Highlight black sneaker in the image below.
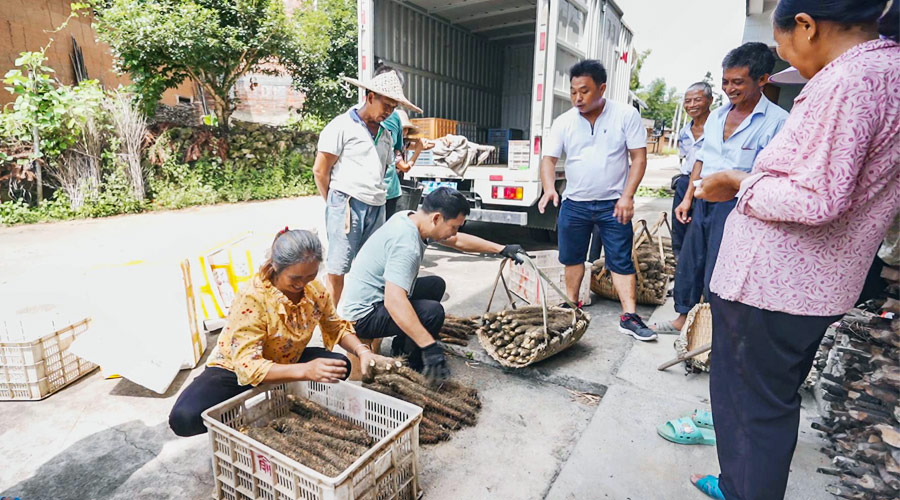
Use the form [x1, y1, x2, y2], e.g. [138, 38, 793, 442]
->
[619, 313, 658, 341]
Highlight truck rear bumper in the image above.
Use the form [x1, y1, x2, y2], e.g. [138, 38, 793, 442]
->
[468, 208, 528, 226]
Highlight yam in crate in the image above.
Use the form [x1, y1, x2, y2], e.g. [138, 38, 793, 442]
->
[202, 380, 423, 500]
[591, 219, 669, 305]
[506, 250, 591, 306]
[409, 118, 457, 140]
[507, 140, 531, 170]
[479, 254, 591, 368]
[1, 316, 97, 400]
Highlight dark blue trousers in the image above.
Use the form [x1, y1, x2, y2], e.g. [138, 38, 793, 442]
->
[168, 347, 350, 437]
[671, 174, 691, 259]
[673, 198, 736, 314]
[709, 293, 841, 500]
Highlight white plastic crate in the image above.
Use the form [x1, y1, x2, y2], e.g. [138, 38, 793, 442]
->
[202, 380, 423, 500]
[0, 317, 97, 400]
[506, 250, 592, 306]
[507, 140, 531, 170]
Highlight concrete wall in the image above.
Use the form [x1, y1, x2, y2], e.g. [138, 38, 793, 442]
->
[742, 0, 777, 46]
[0, 0, 194, 108]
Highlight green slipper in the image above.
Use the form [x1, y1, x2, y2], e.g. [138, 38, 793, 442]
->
[693, 475, 726, 499]
[657, 417, 716, 445]
[691, 409, 714, 429]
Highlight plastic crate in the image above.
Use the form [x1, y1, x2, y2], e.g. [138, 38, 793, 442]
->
[407, 149, 435, 166]
[506, 250, 592, 306]
[507, 140, 531, 170]
[0, 317, 97, 400]
[202, 380, 423, 500]
[487, 128, 524, 142]
[455, 121, 477, 142]
[410, 118, 457, 140]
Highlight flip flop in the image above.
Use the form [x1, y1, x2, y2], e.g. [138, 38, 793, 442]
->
[692, 475, 726, 499]
[691, 409, 714, 429]
[651, 320, 681, 334]
[656, 417, 716, 445]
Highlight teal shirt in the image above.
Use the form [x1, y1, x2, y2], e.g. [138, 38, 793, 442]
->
[381, 112, 405, 200]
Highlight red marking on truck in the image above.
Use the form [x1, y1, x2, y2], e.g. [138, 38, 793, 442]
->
[540, 32, 546, 51]
[534, 137, 541, 155]
[489, 175, 504, 181]
[536, 84, 542, 101]
[362, 56, 366, 70]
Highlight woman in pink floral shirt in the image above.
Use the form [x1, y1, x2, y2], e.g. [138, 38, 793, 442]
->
[690, 1, 900, 498]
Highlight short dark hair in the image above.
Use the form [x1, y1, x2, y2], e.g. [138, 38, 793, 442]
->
[570, 59, 607, 85]
[773, 0, 889, 32]
[421, 187, 470, 220]
[722, 42, 777, 80]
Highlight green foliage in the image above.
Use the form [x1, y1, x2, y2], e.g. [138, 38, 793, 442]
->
[94, 0, 306, 126]
[635, 186, 672, 198]
[637, 78, 679, 130]
[630, 49, 651, 92]
[288, 0, 358, 122]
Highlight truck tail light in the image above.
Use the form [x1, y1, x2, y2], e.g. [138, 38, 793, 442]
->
[492, 186, 523, 200]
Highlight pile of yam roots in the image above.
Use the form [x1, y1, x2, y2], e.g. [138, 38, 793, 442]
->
[436, 314, 481, 346]
[243, 395, 375, 477]
[363, 360, 481, 444]
[478, 305, 583, 365]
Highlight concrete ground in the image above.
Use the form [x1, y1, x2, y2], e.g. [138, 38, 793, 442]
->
[0, 156, 832, 499]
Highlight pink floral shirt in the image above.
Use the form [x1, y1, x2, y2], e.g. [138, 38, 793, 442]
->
[711, 39, 900, 317]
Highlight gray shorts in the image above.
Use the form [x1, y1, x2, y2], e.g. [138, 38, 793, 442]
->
[325, 189, 385, 275]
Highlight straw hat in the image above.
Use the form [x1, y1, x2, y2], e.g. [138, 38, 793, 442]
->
[395, 109, 418, 134]
[342, 72, 423, 113]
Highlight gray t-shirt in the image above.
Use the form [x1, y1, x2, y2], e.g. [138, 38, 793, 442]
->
[338, 211, 427, 321]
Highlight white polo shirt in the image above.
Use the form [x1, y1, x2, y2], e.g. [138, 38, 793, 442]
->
[543, 100, 647, 201]
[317, 106, 394, 206]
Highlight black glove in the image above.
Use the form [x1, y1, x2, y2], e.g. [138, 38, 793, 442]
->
[421, 342, 450, 385]
[500, 244, 528, 264]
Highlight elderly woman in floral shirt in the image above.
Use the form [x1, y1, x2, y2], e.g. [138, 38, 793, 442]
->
[688, 0, 900, 499]
[169, 229, 390, 437]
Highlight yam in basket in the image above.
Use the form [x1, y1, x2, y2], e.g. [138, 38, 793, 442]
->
[674, 302, 713, 372]
[477, 254, 591, 368]
[591, 219, 669, 305]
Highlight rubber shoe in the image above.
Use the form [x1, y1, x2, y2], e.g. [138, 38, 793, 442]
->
[619, 313, 658, 341]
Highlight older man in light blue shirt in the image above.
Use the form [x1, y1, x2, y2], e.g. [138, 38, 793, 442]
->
[654, 42, 789, 335]
[672, 82, 713, 259]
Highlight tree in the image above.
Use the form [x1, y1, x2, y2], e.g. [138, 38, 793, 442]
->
[702, 71, 724, 107]
[288, 0, 358, 123]
[94, 0, 305, 128]
[629, 49, 651, 92]
[637, 77, 679, 128]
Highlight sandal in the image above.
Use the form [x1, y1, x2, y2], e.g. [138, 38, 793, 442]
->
[656, 417, 716, 445]
[651, 320, 681, 334]
[692, 474, 725, 499]
[691, 409, 714, 429]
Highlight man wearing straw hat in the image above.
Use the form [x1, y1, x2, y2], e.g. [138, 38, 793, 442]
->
[313, 66, 422, 306]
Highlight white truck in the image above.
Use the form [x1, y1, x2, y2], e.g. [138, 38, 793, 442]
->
[357, 0, 635, 237]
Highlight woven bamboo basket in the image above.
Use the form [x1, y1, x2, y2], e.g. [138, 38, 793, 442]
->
[591, 220, 669, 305]
[478, 255, 591, 368]
[648, 212, 676, 277]
[674, 302, 713, 372]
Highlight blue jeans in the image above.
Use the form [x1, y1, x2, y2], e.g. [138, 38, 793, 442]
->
[325, 190, 385, 275]
[557, 199, 635, 275]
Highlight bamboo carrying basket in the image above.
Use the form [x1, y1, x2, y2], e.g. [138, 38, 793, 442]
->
[650, 212, 677, 277]
[478, 255, 591, 368]
[674, 302, 713, 372]
[591, 219, 670, 305]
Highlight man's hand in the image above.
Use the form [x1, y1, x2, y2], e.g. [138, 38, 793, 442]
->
[421, 343, 449, 385]
[538, 190, 560, 214]
[675, 199, 693, 224]
[613, 195, 635, 224]
[694, 171, 747, 202]
[500, 244, 528, 264]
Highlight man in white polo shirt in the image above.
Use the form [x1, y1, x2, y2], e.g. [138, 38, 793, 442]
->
[538, 59, 656, 341]
[313, 66, 422, 305]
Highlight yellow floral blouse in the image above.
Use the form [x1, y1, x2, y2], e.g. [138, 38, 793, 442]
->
[207, 275, 353, 386]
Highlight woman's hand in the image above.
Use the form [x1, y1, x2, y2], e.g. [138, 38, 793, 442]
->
[299, 358, 348, 383]
[396, 159, 412, 173]
[694, 171, 748, 203]
[359, 350, 393, 377]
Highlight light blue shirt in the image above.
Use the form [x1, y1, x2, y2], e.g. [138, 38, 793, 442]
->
[696, 95, 788, 178]
[338, 211, 426, 321]
[677, 120, 705, 176]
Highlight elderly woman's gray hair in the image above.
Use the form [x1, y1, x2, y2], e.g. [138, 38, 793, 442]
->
[260, 229, 323, 280]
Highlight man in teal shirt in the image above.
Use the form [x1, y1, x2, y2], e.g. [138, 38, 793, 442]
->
[381, 111, 406, 218]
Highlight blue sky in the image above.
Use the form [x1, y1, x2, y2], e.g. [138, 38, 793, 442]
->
[618, 0, 748, 96]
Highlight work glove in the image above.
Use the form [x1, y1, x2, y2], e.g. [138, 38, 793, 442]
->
[500, 244, 528, 264]
[421, 342, 450, 385]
